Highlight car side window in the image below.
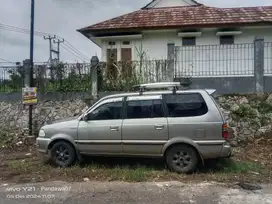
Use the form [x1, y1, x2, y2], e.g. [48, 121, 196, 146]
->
[87, 101, 123, 121]
[165, 93, 208, 117]
[126, 99, 164, 119]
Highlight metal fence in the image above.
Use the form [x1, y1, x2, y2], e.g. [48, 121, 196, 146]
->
[1, 41, 271, 94]
[0, 60, 170, 93]
[97, 60, 169, 91]
[0, 64, 24, 92]
[174, 43, 255, 77]
[0, 62, 92, 92]
[34, 62, 92, 92]
[265, 42, 272, 75]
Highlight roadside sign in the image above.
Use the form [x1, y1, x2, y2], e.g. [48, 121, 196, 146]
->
[22, 87, 37, 105]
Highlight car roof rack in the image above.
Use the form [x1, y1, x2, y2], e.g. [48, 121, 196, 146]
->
[133, 82, 182, 95]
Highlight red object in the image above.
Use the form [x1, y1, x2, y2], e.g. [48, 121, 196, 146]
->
[78, 5, 272, 33]
[222, 123, 229, 140]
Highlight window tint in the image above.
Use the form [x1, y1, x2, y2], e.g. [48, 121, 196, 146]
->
[87, 101, 122, 120]
[182, 37, 196, 46]
[165, 94, 208, 117]
[126, 100, 164, 119]
[220, 35, 234, 45]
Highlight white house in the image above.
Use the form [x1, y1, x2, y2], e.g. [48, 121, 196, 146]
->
[78, 0, 272, 78]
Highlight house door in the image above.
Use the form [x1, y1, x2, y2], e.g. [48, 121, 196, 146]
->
[121, 48, 132, 77]
[107, 49, 117, 79]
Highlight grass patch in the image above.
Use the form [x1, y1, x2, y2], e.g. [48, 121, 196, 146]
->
[1, 146, 271, 184]
[214, 159, 264, 174]
[8, 159, 32, 173]
[107, 166, 153, 182]
[55, 163, 156, 182]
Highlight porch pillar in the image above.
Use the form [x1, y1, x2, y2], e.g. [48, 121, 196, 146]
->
[254, 37, 265, 93]
[167, 43, 175, 82]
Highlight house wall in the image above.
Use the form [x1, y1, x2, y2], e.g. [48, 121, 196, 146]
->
[137, 27, 272, 60]
[139, 27, 272, 77]
[100, 26, 272, 78]
[101, 27, 272, 61]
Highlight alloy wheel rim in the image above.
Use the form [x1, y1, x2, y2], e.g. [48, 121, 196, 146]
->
[55, 145, 70, 164]
[172, 151, 191, 169]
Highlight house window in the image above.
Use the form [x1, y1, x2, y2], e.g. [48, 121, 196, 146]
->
[123, 41, 130, 45]
[182, 37, 196, 46]
[108, 41, 116, 46]
[220, 36, 234, 45]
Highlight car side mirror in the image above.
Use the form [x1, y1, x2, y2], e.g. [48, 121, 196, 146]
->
[82, 115, 88, 121]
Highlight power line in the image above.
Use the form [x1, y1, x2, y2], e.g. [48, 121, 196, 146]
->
[63, 40, 89, 60]
[0, 57, 16, 64]
[0, 23, 90, 61]
[62, 43, 89, 61]
[60, 44, 87, 62]
[0, 23, 48, 37]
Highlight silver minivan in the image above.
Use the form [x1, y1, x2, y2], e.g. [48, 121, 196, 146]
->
[36, 82, 231, 173]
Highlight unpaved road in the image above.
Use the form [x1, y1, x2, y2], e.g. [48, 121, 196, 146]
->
[0, 181, 271, 204]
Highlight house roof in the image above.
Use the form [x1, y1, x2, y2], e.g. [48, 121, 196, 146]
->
[142, 0, 202, 9]
[78, 5, 272, 34]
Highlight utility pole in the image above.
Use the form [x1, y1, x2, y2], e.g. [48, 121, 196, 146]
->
[44, 35, 56, 64]
[53, 38, 64, 61]
[29, 0, 35, 136]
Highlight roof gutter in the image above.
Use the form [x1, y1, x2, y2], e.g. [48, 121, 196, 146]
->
[90, 34, 143, 40]
[78, 21, 272, 34]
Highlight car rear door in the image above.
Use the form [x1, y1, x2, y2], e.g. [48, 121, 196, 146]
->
[121, 95, 168, 156]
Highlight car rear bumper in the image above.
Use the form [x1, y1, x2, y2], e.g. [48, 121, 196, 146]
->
[220, 142, 232, 158]
[36, 137, 51, 154]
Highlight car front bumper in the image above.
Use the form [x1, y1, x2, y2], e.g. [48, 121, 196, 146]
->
[36, 137, 51, 154]
[221, 142, 232, 158]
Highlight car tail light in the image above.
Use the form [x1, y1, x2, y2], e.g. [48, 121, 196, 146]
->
[222, 123, 229, 140]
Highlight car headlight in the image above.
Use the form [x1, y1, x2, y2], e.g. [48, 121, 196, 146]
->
[38, 129, 46, 137]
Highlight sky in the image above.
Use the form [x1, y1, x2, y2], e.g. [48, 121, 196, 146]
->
[0, 0, 271, 64]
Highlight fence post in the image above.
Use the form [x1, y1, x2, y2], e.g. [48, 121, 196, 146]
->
[254, 37, 265, 93]
[167, 43, 175, 82]
[91, 56, 99, 100]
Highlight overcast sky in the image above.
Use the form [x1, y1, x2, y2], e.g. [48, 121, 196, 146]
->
[0, 0, 271, 64]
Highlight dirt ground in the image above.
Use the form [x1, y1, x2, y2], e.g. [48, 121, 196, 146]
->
[1, 181, 272, 204]
[0, 137, 271, 184]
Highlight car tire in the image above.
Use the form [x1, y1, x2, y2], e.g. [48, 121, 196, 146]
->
[50, 141, 76, 167]
[166, 144, 199, 174]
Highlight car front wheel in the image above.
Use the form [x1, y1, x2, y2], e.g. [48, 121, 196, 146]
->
[50, 141, 76, 167]
[166, 144, 199, 174]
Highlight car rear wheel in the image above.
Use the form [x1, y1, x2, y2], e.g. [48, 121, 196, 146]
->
[51, 141, 76, 167]
[166, 144, 198, 174]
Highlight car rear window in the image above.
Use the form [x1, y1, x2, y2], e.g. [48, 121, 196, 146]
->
[126, 99, 164, 119]
[165, 93, 208, 117]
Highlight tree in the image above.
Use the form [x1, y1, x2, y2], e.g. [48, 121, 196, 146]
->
[7, 62, 25, 90]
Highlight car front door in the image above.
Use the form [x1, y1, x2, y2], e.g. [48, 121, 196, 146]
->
[77, 97, 124, 155]
[122, 95, 168, 156]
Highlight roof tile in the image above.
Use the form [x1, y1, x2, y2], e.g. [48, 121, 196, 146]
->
[79, 5, 272, 32]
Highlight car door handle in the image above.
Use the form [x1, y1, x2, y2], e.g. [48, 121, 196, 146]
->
[110, 126, 119, 131]
[154, 125, 164, 130]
